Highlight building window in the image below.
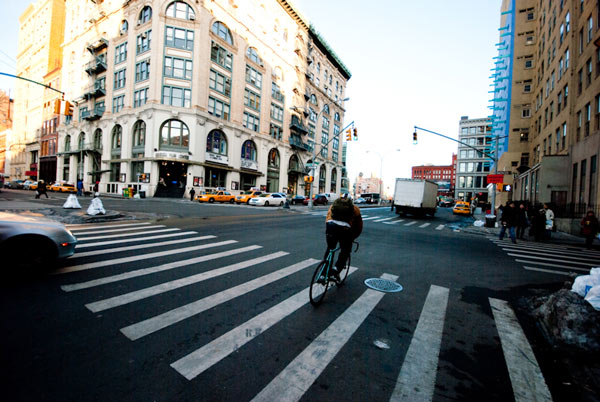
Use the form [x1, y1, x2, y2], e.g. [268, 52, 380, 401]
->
[270, 103, 283, 122]
[245, 65, 262, 89]
[209, 69, 231, 97]
[120, 20, 129, 35]
[270, 123, 282, 141]
[522, 108, 531, 118]
[115, 42, 127, 64]
[166, 1, 196, 20]
[586, 103, 592, 137]
[111, 125, 122, 153]
[243, 112, 260, 132]
[162, 86, 191, 108]
[165, 26, 194, 50]
[112, 95, 125, 113]
[160, 119, 189, 149]
[212, 21, 233, 45]
[241, 140, 257, 161]
[272, 82, 284, 103]
[138, 6, 152, 24]
[135, 59, 150, 82]
[244, 89, 261, 111]
[164, 56, 192, 80]
[136, 30, 151, 54]
[588, 16, 594, 43]
[562, 122, 567, 149]
[211, 42, 233, 70]
[587, 58, 593, 86]
[114, 69, 126, 89]
[524, 84, 531, 93]
[133, 120, 145, 148]
[208, 96, 230, 120]
[246, 47, 263, 66]
[133, 88, 148, 108]
[206, 130, 227, 155]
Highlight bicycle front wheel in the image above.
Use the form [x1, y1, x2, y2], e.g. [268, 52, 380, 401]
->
[309, 260, 329, 306]
[337, 254, 350, 286]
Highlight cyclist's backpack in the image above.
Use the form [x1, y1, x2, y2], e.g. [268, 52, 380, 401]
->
[331, 198, 354, 222]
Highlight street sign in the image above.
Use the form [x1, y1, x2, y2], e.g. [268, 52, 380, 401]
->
[305, 162, 319, 168]
[487, 174, 504, 184]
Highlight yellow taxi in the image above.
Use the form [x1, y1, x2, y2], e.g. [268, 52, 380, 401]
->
[452, 201, 471, 215]
[196, 190, 236, 203]
[49, 182, 77, 193]
[235, 190, 263, 204]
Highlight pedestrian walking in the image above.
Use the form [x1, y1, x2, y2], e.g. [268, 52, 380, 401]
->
[189, 187, 196, 201]
[516, 203, 529, 240]
[499, 201, 517, 244]
[544, 203, 555, 240]
[77, 179, 83, 196]
[36, 180, 48, 199]
[530, 208, 546, 242]
[580, 210, 599, 249]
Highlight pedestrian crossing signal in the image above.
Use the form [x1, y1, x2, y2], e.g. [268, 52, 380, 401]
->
[502, 184, 512, 192]
[353, 127, 358, 141]
[413, 131, 418, 144]
[345, 129, 352, 141]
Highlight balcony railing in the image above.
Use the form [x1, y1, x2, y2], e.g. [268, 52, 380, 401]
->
[289, 135, 311, 152]
[290, 114, 308, 135]
[83, 82, 106, 100]
[86, 38, 108, 54]
[81, 105, 105, 121]
[85, 56, 107, 75]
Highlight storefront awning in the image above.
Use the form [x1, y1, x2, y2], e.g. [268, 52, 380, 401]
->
[201, 161, 236, 171]
[240, 168, 264, 176]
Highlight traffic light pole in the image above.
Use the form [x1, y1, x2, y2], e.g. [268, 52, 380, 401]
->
[0, 72, 65, 98]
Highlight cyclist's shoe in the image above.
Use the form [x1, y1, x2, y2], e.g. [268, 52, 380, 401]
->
[328, 267, 341, 283]
[316, 275, 327, 284]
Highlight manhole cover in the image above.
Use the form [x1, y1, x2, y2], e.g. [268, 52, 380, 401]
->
[364, 278, 403, 293]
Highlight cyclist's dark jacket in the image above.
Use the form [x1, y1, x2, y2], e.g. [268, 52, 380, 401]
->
[326, 202, 363, 239]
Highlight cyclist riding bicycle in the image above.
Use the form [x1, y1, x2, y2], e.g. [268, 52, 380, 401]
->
[325, 195, 363, 281]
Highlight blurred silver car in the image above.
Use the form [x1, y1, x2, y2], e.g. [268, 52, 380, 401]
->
[0, 212, 77, 271]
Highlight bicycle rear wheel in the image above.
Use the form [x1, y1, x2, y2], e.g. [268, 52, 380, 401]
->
[337, 254, 350, 286]
[309, 260, 329, 306]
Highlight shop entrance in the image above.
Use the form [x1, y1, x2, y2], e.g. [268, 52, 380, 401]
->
[155, 161, 188, 198]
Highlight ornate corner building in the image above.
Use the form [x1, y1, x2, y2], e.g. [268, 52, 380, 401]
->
[14, 0, 351, 198]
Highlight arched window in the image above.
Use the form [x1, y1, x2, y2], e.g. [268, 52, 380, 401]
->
[78, 132, 85, 150]
[138, 6, 152, 24]
[212, 21, 233, 45]
[310, 94, 318, 106]
[111, 125, 122, 150]
[93, 129, 102, 150]
[166, 1, 195, 20]
[330, 168, 337, 193]
[334, 112, 340, 122]
[323, 104, 330, 115]
[206, 130, 227, 155]
[246, 47, 263, 66]
[316, 63, 321, 73]
[319, 165, 326, 193]
[160, 119, 189, 149]
[268, 148, 280, 168]
[133, 120, 146, 148]
[273, 66, 283, 81]
[64, 135, 71, 152]
[120, 20, 129, 35]
[241, 140, 257, 161]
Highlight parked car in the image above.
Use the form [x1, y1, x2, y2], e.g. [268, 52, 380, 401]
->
[235, 190, 263, 204]
[249, 193, 286, 206]
[49, 182, 76, 193]
[303, 194, 328, 205]
[453, 201, 471, 215]
[290, 195, 306, 205]
[196, 190, 235, 203]
[439, 197, 454, 207]
[6, 180, 25, 189]
[0, 212, 77, 272]
[23, 180, 37, 190]
[354, 197, 367, 205]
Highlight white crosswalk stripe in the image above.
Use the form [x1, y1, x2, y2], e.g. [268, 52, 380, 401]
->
[67, 222, 152, 230]
[72, 224, 166, 235]
[383, 219, 404, 225]
[76, 227, 181, 241]
[435, 224, 445, 230]
[374, 217, 395, 222]
[362, 216, 383, 221]
[404, 221, 417, 226]
[73, 235, 216, 258]
[75, 231, 200, 249]
[419, 223, 431, 228]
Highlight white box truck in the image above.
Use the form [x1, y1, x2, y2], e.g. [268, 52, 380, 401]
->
[392, 178, 438, 217]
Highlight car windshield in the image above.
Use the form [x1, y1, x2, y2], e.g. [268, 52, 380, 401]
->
[242, 191, 252, 194]
[259, 194, 269, 198]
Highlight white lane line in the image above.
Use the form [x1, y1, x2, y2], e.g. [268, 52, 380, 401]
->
[490, 239, 600, 255]
[75, 231, 199, 249]
[362, 216, 383, 221]
[76, 228, 180, 241]
[72, 225, 166, 235]
[374, 217, 395, 222]
[514, 259, 590, 272]
[404, 221, 417, 226]
[382, 219, 404, 225]
[499, 245, 600, 259]
[61, 245, 262, 292]
[74, 236, 216, 258]
[86, 251, 289, 312]
[524, 266, 573, 276]
[56, 240, 238, 274]
[419, 223, 431, 228]
[67, 222, 151, 230]
[508, 253, 597, 267]
[251, 273, 398, 402]
[171, 267, 359, 380]
[435, 225, 445, 230]
[120, 258, 319, 341]
[489, 298, 553, 402]
[505, 249, 600, 264]
[390, 284, 449, 402]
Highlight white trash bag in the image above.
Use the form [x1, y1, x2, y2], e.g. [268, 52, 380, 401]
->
[63, 194, 82, 209]
[473, 220, 485, 227]
[584, 285, 600, 310]
[87, 197, 106, 216]
[571, 267, 600, 297]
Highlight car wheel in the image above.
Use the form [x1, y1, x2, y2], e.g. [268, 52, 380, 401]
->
[280, 201, 284, 206]
[265, 201, 269, 206]
[229, 199, 234, 204]
[209, 198, 215, 203]
[246, 199, 251, 204]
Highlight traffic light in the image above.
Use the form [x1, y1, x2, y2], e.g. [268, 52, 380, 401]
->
[64, 101, 74, 116]
[53, 99, 61, 115]
[353, 127, 358, 141]
[502, 184, 512, 192]
[413, 131, 418, 144]
[345, 128, 352, 141]
[304, 175, 314, 183]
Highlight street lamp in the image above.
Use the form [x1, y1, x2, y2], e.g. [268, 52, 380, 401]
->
[366, 149, 401, 203]
[305, 97, 349, 209]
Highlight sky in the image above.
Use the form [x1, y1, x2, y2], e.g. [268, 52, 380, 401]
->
[0, 0, 502, 195]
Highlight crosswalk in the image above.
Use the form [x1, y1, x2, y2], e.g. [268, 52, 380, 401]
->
[489, 237, 600, 276]
[303, 211, 446, 231]
[58, 221, 553, 401]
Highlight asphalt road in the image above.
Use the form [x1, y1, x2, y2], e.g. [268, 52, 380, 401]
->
[0, 190, 596, 401]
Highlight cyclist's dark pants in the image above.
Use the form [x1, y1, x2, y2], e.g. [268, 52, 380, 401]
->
[325, 222, 353, 270]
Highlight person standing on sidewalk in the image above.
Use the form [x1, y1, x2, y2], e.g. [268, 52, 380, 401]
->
[580, 210, 599, 249]
[544, 203, 555, 240]
[499, 201, 517, 244]
[516, 203, 529, 240]
[189, 187, 196, 201]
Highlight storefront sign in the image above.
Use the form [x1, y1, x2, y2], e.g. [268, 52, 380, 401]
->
[193, 176, 203, 186]
[155, 151, 190, 160]
[231, 181, 239, 190]
[241, 159, 258, 170]
[486, 174, 504, 184]
[206, 152, 228, 164]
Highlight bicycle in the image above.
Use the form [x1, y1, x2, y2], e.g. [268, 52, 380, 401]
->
[309, 241, 359, 306]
